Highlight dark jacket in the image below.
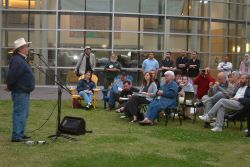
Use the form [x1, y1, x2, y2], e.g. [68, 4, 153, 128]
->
[176, 56, 189, 75]
[238, 86, 250, 106]
[6, 53, 35, 93]
[187, 59, 200, 77]
[77, 79, 96, 93]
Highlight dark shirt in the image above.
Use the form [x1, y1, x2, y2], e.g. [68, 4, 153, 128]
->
[161, 59, 174, 77]
[187, 59, 200, 77]
[77, 79, 96, 93]
[6, 53, 35, 93]
[120, 89, 133, 98]
[104, 61, 122, 79]
[176, 56, 189, 75]
[85, 56, 92, 73]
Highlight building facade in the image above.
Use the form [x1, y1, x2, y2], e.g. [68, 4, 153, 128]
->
[0, 0, 250, 86]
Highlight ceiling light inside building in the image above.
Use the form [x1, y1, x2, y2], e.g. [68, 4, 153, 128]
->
[246, 43, 250, 52]
[200, 0, 208, 4]
[237, 46, 241, 53]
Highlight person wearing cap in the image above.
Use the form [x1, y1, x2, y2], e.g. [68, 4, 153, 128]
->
[104, 53, 122, 89]
[239, 53, 250, 75]
[5, 38, 35, 142]
[139, 71, 178, 125]
[75, 46, 96, 76]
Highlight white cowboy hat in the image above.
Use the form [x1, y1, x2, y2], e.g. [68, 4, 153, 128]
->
[13, 38, 32, 52]
[84, 46, 91, 51]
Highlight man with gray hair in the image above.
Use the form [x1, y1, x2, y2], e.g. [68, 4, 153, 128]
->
[139, 71, 178, 125]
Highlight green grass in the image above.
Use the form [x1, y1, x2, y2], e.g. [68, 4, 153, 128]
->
[1, 100, 250, 167]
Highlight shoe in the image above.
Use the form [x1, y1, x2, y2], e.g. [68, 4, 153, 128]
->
[138, 120, 153, 126]
[195, 101, 204, 108]
[244, 129, 248, 133]
[120, 115, 127, 119]
[199, 115, 211, 122]
[85, 105, 90, 110]
[130, 119, 137, 123]
[204, 122, 211, 128]
[22, 135, 31, 139]
[210, 122, 216, 127]
[211, 126, 222, 132]
[11, 138, 28, 142]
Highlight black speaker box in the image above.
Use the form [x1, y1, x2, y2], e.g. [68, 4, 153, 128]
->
[59, 116, 86, 135]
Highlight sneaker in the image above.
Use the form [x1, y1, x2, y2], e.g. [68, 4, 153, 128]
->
[199, 115, 211, 122]
[120, 115, 127, 119]
[195, 101, 204, 107]
[210, 122, 216, 127]
[244, 129, 248, 133]
[211, 126, 222, 132]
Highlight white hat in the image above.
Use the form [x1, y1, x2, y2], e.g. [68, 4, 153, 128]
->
[84, 46, 91, 51]
[164, 70, 175, 78]
[13, 38, 31, 51]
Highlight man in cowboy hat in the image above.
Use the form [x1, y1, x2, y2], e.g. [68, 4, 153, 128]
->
[74, 46, 96, 76]
[5, 37, 35, 142]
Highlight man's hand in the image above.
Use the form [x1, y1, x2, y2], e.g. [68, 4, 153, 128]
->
[157, 90, 163, 96]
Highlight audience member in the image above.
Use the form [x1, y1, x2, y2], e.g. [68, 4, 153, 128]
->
[150, 70, 160, 88]
[104, 53, 122, 89]
[176, 49, 189, 75]
[77, 71, 96, 110]
[75, 46, 96, 76]
[123, 72, 158, 122]
[199, 74, 250, 132]
[193, 68, 215, 100]
[160, 51, 174, 85]
[139, 71, 178, 125]
[217, 55, 232, 77]
[239, 53, 250, 75]
[187, 51, 200, 79]
[142, 52, 159, 74]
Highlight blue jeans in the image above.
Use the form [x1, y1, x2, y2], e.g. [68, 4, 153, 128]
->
[146, 99, 163, 121]
[11, 92, 30, 140]
[79, 91, 93, 104]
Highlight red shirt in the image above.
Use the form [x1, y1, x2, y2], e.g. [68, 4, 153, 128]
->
[193, 74, 215, 99]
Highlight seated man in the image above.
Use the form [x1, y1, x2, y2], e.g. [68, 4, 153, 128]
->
[199, 74, 250, 132]
[108, 71, 131, 110]
[116, 80, 138, 113]
[139, 71, 178, 125]
[76, 71, 96, 110]
[196, 72, 235, 116]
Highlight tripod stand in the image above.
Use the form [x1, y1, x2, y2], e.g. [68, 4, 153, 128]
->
[32, 51, 76, 142]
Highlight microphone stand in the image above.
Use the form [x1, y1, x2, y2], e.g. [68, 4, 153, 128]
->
[32, 52, 76, 142]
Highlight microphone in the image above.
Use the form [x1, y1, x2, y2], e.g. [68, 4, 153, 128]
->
[30, 50, 42, 56]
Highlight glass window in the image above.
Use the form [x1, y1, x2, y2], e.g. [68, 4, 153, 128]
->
[141, 16, 164, 32]
[2, 0, 56, 10]
[115, 0, 139, 13]
[248, 5, 250, 21]
[229, 23, 244, 37]
[86, 0, 112, 12]
[1, 48, 13, 66]
[59, 31, 84, 48]
[247, 24, 250, 38]
[60, 14, 85, 29]
[2, 12, 56, 29]
[86, 15, 111, 30]
[166, 0, 185, 16]
[114, 32, 139, 49]
[189, 0, 210, 17]
[245, 38, 250, 52]
[189, 19, 209, 35]
[29, 49, 56, 67]
[168, 18, 188, 34]
[140, 33, 164, 51]
[211, 22, 228, 36]
[95, 50, 111, 68]
[195, 53, 209, 70]
[29, 30, 56, 48]
[60, 0, 85, 10]
[229, 3, 245, 20]
[114, 16, 138, 31]
[188, 35, 209, 52]
[165, 35, 188, 51]
[112, 51, 139, 68]
[211, 2, 229, 19]
[228, 37, 244, 54]
[141, 0, 164, 14]
[57, 50, 82, 67]
[210, 37, 228, 53]
[1, 30, 28, 47]
[85, 31, 111, 49]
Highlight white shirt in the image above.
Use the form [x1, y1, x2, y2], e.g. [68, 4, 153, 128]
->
[234, 86, 247, 99]
[217, 61, 233, 77]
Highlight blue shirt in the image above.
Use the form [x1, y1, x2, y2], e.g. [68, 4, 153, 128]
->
[142, 58, 159, 73]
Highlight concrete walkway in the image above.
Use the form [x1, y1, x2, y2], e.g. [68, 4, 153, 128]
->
[0, 85, 103, 100]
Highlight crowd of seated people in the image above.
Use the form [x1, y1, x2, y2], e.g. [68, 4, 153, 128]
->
[74, 51, 250, 137]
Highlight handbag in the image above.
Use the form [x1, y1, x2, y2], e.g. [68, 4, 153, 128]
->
[75, 54, 85, 77]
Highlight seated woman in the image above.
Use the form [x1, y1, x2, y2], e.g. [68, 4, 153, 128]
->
[77, 71, 96, 110]
[123, 72, 158, 122]
[139, 71, 178, 125]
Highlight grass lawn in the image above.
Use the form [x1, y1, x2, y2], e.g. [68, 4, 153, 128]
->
[1, 100, 250, 167]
